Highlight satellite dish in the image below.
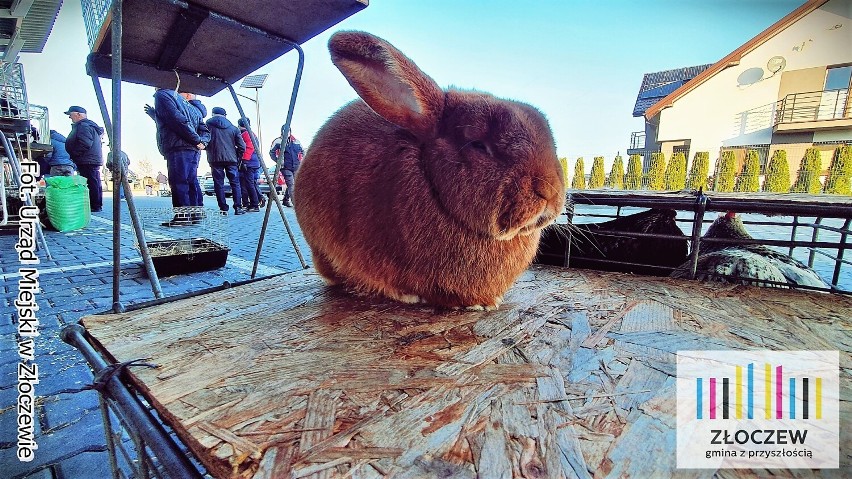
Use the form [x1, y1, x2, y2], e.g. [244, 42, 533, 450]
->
[767, 56, 786, 74]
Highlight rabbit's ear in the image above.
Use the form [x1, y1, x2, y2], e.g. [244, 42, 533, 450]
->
[330, 31, 443, 138]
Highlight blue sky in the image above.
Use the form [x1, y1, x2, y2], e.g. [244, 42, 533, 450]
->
[20, 0, 803, 174]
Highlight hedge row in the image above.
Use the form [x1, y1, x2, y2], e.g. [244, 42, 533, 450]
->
[564, 146, 850, 195]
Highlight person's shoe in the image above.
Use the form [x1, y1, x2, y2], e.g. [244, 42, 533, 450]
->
[91, 208, 102, 213]
[247, 206, 260, 212]
[190, 212, 205, 224]
[233, 207, 246, 216]
[219, 210, 228, 216]
[284, 200, 293, 208]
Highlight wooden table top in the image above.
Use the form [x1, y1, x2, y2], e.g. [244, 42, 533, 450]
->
[81, 266, 851, 478]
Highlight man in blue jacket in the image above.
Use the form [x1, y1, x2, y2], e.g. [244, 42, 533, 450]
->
[206, 107, 245, 215]
[146, 88, 210, 225]
[45, 130, 75, 177]
[64, 106, 105, 212]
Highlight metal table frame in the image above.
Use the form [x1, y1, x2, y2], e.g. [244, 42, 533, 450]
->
[60, 0, 369, 476]
[91, 0, 311, 312]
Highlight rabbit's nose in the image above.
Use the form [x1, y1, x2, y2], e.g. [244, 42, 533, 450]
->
[533, 178, 558, 201]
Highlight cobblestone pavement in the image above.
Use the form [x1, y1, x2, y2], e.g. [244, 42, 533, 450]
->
[1, 193, 311, 478]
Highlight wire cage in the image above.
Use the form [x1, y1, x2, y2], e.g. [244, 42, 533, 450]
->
[136, 206, 230, 277]
[538, 191, 852, 294]
[0, 61, 29, 132]
[27, 104, 49, 143]
[82, 0, 113, 51]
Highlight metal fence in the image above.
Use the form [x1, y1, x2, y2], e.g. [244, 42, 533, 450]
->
[560, 191, 852, 293]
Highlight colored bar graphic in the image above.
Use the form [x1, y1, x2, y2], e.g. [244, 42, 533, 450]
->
[790, 378, 796, 419]
[816, 378, 822, 419]
[694, 361, 824, 421]
[747, 363, 753, 419]
[765, 363, 771, 419]
[710, 378, 717, 419]
[696, 378, 703, 419]
[776, 366, 783, 419]
[735, 366, 742, 419]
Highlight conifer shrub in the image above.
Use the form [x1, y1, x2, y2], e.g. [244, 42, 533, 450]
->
[646, 152, 666, 190]
[607, 155, 624, 189]
[734, 149, 761, 192]
[686, 151, 710, 190]
[559, 157, 569, 185]
[625, 154, 643, 190]
[763, 150, 790, 193]
[665, 152, 687, 190]
[714, 151, 737, 192]
[823, 146, 851, 195]
[589, 156, 605, 189]
[571, 157, 586, 189]
[790, 147, 823, 193]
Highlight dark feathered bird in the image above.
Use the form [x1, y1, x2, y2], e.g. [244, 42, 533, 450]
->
[535, 208, 688, 276]
[671, 212, 829, 288]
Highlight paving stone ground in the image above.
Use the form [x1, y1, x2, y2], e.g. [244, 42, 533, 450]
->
[0, 193, 310, 478]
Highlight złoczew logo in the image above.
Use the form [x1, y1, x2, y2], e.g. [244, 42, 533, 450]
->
[676, 351, 838, 469]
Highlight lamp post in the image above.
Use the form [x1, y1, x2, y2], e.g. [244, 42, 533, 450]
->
[239, 74, 269, 151]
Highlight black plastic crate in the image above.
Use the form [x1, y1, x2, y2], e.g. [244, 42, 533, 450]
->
[145, 238, 229, 277]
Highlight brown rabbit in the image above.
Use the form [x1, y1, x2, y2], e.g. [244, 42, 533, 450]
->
[294, 31, 566, 310]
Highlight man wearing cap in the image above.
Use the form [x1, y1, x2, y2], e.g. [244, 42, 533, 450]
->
[205, 107, 245, 215]
[64, 106, 105, 212]
[147, 88, 210, 226]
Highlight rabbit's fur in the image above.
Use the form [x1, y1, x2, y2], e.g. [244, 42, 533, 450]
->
[294, 31, 566, 310]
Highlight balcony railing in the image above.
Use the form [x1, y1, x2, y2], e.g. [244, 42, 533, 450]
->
[629, 131, 645, 150]
[774, 89, 851, 125]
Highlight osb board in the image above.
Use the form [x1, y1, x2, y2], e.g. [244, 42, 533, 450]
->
[80, 266, 852, 478]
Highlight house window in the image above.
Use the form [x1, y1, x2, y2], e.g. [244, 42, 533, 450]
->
[819, 65, 851, 120]
[825, 65, 852, 91]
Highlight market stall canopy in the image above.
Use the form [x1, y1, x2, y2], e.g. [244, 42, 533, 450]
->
[86, 0, 368, 96]
[0, 0, 63, 60]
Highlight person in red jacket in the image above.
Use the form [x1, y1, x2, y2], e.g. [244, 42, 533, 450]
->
[237, 118, 261, 212]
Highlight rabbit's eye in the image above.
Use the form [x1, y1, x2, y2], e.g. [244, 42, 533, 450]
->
[469, 141, 489, 153]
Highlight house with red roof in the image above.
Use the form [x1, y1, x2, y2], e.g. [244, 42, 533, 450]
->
[635, 0, 851, 183]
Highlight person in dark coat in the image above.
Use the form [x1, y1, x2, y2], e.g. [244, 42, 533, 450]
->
[184, 92, 208, 207]
[237, 117, 261, 212]
[45, 130, 75, 177]
[205, 107, 245, 215]
[269, 129, 303, 207]
[145, 89, 209, 219]
[64, 106, 105, 212]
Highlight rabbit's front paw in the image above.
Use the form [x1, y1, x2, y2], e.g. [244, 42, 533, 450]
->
[463, 296, 503, 311]
[387, 291, 423, 305]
